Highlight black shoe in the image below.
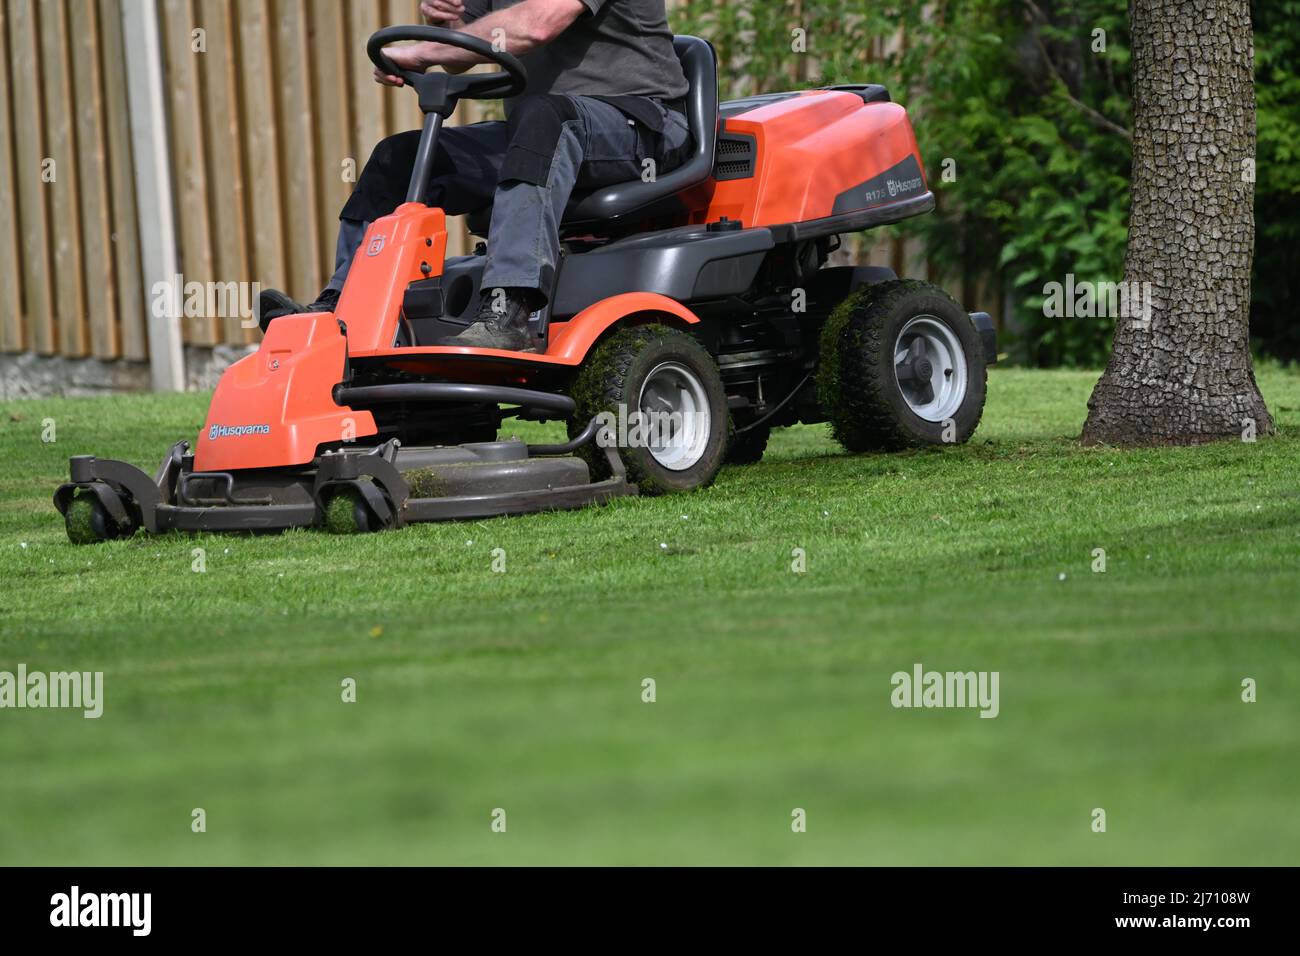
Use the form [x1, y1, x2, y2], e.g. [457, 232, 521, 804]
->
[257, 289, 301, 332]
[439, 287, 542, 351]
[257, 288, 340, 332]
[307, 288, 340, 314]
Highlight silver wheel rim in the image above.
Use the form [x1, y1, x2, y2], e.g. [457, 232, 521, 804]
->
[893, 316, 968, 422]
[637, 361, 712, 471]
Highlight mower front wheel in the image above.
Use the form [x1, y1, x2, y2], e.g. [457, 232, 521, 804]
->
[567, 324, 728, 496]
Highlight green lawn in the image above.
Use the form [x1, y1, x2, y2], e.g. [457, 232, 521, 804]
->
[1, 367, 1298, 865]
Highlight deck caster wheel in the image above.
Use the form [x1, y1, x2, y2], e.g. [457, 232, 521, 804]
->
[323, 488, 380, 534]
[64, 492, 129, 545]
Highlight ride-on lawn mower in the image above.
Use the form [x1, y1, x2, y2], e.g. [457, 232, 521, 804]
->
[56, 26, 996, 544]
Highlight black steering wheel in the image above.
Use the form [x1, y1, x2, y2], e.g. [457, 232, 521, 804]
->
[367, 25, 527, 109]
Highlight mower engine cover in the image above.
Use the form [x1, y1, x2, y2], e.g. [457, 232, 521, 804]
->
[695, 90, 929, 229]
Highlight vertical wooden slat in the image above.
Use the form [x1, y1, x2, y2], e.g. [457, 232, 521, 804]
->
[381, 0, 403, 134]
[71, 0, 120, 359]
[161, 0, 218, 345]
[42, 0, 89, 356]
[0, 0, 26, 353]
[9, 0, 55, 355]
[309, 0, 353, 283]
[198, 0, 251, 343]
[100, 0, 148, 361]
[237, 0, 287, 334]
[348, 0, 388, 161]
[275, 0, 322, 301]
[384, 0, 423, 134]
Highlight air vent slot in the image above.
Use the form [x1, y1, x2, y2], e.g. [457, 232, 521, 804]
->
[714, 131, 757, 181]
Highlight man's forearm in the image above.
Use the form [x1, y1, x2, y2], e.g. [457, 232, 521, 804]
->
[422, 0, 585, 70]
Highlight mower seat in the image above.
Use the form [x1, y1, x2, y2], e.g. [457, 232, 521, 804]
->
[465, 35, 718, 236]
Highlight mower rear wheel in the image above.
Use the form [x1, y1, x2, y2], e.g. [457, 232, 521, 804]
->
[567, 324, 728, 496]
[726, 423, 771, 465]
[817, 279, 987, 452]
[64, 492, 127, 545]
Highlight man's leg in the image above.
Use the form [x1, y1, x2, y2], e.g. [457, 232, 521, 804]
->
[325, 219, 370, 295]
[327, 121, 508, 292]
[445, 95, 654, 350]
[259, 122, 507, 330]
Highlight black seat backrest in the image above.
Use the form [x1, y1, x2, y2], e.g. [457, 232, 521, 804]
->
[560, 35, 719, 230]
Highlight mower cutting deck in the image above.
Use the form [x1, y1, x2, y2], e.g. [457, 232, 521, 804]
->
[57, 409, 632, 541]
[57, 25, 996, 543]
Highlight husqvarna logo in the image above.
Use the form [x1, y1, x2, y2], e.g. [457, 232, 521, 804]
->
[208, 423, 271, 440]
[887, 175, 924, 198]
[367, 235, 386, 257]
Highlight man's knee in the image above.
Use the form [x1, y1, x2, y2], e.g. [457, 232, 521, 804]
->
[500, 95, 582, 187]
[361, 131, 423, 186]
[342, 131, 423, 223]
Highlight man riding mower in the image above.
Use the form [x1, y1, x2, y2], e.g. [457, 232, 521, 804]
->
[55, 2, 996, 543]
[260, 0, 694, 354]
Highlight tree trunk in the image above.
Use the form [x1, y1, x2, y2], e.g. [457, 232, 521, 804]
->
[1081, 0, 1273, 445]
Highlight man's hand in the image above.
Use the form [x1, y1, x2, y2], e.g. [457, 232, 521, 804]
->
[421, 0, 466, 25]
[376, 2, 470, 86]
[374, 0, 586, 86]
[373, 42, 438, 87]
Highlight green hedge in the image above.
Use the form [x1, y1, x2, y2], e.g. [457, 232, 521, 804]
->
[675, 0, 1296, 365]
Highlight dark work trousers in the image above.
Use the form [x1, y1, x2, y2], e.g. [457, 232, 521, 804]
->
[331, 94, 692, 300]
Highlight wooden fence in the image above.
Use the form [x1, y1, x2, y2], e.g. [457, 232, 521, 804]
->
[2, 0, 145, 360]
[0, 0, 941, 387]
[0, 0, 481, 369]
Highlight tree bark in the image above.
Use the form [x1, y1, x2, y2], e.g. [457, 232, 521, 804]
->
[1081, 0, 1272, 445]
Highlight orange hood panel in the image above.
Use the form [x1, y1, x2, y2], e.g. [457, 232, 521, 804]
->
[195, 313, 377, 472]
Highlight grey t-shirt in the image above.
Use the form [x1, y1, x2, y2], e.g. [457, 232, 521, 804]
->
[461, 0, 688, 102]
